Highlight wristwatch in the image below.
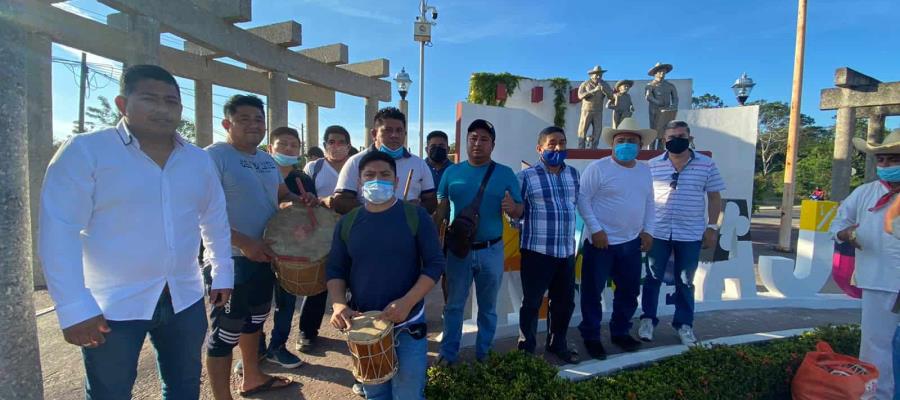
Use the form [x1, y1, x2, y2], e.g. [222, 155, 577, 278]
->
[706, 224, 719, 230]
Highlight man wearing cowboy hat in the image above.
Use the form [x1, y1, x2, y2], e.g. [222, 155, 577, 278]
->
[576, 117, 655, 358]
[830, 128, 900, 399]
[606, 80, 635, 129]
[576, 65, 615, 149]
[645, 62, 679, 148]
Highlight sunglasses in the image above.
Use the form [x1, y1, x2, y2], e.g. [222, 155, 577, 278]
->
[670, 172, 680, 190]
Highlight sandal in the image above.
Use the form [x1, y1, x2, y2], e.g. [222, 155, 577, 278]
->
[239, 376, 296, 397]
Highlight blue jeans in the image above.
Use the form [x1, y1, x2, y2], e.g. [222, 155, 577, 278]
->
[262, 285, 328, 351]
[83, 291, 207, 400]
[893, 324, 899, 400]
[439, 241, 504, 362]
[363, 327, 428, 400]
[640, 238, 702, 328]
[578, 238, 642, 340]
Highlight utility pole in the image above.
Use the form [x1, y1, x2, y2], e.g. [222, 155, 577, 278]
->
[77, 52, 88, 133]
[414, 0, 437, 157]
[777, 0, 808, 251]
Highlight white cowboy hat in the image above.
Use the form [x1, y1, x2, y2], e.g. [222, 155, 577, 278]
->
[853, 128, 900, 154]
[587, 65, 608, 75]
[647, 62, 673, 76]
[601, 117, 657, 147]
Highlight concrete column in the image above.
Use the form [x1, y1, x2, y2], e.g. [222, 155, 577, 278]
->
[399, 99, 409, 147]
[267, 71, 288, 134]
[0, 2, 45, 397]
[830, 107, 856, 201]
[194, 79, 213, 147]
[126, 14, 160, 66]
[305, 104, 319, 148]
[864, 114, 885, 182]
[25, 33, 53, 288]
[364, 97, 378, 148]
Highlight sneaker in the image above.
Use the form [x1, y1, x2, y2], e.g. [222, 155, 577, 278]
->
[611, 335, 642, 352]
[351, 383, 365, 397]
[264, 346, 304, 369]
[584, 340, 607, 360]
[638, 319, 655, 342]
[295, 332, 314, 353]
[677, 325, 698, 346]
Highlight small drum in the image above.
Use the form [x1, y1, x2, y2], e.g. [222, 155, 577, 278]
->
[347, 311, 398, 385]
[263, 205, 338, 296]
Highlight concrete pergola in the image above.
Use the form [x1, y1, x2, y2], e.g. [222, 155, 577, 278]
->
[820, 67, 900, 200]
[19, 0, 394, 287]
[2, 2, 394, 396]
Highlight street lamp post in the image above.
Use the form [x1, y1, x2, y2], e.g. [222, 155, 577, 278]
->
[414, 0, 437, 157]
[394, 67, 412, 147]
[731, 72, 756, 106]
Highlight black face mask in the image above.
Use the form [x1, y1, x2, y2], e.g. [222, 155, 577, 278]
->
[665, 137, 690, 154]
[428, 146, 448, 163]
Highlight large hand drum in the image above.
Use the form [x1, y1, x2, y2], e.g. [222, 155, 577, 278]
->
[264, 205, 338, 296]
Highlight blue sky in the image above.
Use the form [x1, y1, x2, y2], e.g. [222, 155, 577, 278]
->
[50, 0, 900, 150]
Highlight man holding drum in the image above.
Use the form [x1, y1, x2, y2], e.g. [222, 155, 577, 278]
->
[327, 150, 445, 399]
[204, 95, 314, 399]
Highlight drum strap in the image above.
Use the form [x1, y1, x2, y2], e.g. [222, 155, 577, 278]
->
[341, 202, 418, 243]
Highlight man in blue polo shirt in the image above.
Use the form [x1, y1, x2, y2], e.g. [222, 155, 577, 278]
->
[639, 120, 725, 346]
[327, 151, 445, 400]
[435, 119, 524, 365]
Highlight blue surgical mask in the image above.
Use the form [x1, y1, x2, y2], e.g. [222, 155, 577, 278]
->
[271, 152, 298, 167]
[614, 143, 638, 162]
[362, 180, 395, 204]
[379, 144, 405, 159]
[876, 165, 900, 182]
[541, 149, 568, 167]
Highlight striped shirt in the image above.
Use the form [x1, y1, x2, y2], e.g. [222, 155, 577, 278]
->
[649, 150, 726, 241]
[517, 162, 580, 258]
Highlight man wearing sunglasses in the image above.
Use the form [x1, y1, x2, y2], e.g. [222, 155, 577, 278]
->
[639, 120, 725, 346]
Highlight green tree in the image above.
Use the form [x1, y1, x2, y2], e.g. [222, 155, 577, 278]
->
[748, 100, 815, 176]
[691, 93, 725, 109]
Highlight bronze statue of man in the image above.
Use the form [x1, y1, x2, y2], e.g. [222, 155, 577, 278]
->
[607, 79, 635, 129]
[577, 65, 614, 149]
[645, 62, 678, 148]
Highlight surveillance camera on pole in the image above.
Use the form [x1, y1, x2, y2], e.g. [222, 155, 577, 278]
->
[414, 0, 437, 157]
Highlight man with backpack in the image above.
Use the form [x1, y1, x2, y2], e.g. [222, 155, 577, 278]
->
[327, 151, 445, 399]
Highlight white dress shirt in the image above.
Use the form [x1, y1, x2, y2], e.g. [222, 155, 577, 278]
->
[39, 121, 234, 329]
[577, 157, 655, 245]
[830, 180, 900, 292]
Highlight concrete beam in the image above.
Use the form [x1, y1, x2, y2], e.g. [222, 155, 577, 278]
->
[306, 104, 319, 147]
[184, 20, 301, 57]
[191, 0, 252, 23]
[298, 43, 349, 66]
[25, 33, 52, 289]
[98, 0, 391, 100]
[820, 82, 900, 110]
[194, 79, 213, 147]
[834, 67, 881, 89]
[267, 71, 289, 130]
[364, 97, 378, 147]
[339, 59, 390, 78]
[831, 107, 856, 201]
[19, 2, 336, 107]
[854, 104, 900, 118]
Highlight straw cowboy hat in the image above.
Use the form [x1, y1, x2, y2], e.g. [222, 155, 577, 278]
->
[853, 128, 900, 154]
[615, 79, 634, 91]
[601, 117, 657, 147]
[647, 62, 673, 76]
[587, 65, 608, 75]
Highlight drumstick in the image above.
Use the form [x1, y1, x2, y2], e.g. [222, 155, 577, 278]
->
[294, 176, 318, 227]
[402, 169, 414, 201]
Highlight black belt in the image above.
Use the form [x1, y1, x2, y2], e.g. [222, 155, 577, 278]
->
[471, 237, 501, 250]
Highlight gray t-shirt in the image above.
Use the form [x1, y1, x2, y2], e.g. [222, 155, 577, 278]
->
[205, 143, 280, 249]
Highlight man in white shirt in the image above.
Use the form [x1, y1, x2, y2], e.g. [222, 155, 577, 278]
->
[39, 65, 233, 399]
[304, 125, 352, 203]
[576, 117, 655, 359]
[326, 107, 436, 215]
[830, 130, 900, 399]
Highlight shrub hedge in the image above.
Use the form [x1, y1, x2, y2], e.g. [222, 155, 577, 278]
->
[426, 325, 861, 400]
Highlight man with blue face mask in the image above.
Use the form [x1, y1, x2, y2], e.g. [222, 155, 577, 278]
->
[514, 126, 581, 363]
[576, 117, 656, 359]
[830, 129, 900, 399]
[326, 151, 445, 400]
[328, 107, 436, 216]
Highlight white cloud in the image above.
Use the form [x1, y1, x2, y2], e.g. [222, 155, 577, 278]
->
[299, 0, 403, 24]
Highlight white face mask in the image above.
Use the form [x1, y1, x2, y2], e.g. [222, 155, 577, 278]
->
[361, 180, 394, 204]
[328, 144, 350, 160]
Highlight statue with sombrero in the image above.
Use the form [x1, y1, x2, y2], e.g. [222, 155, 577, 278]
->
[644, 62, 679, 149]
[606, 79, 635, 129]
[576, 65, 615, 149]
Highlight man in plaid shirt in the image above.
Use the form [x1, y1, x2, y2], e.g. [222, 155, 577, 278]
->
[515, 126, 581, 364]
